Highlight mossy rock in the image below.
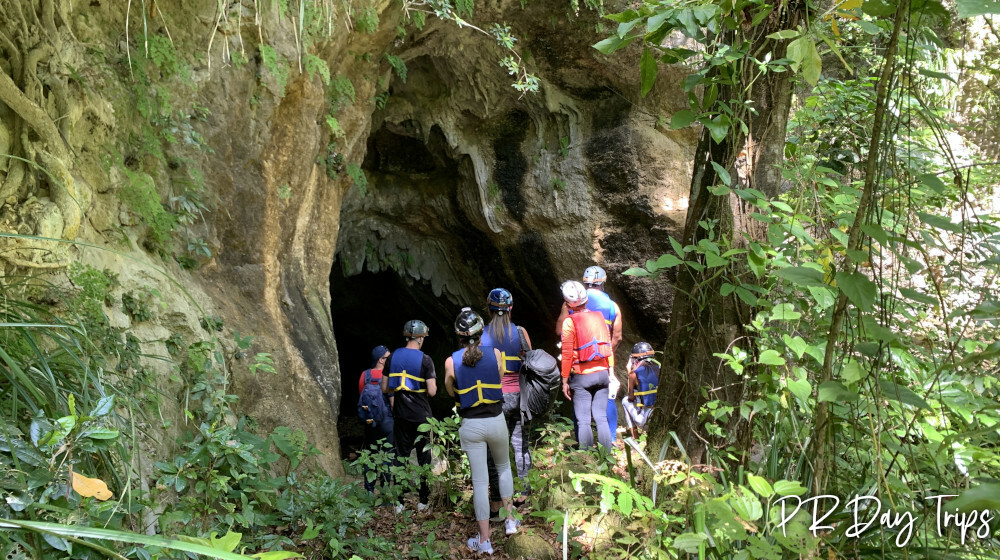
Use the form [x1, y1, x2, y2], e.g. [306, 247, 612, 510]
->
[505, 532, 558, 560]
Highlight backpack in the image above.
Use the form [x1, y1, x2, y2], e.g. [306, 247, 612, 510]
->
[358, 369, 389, 427]
[516, 327, 561, 421]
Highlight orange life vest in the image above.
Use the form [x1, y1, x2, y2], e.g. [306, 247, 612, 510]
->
[570, 310, 612, 366]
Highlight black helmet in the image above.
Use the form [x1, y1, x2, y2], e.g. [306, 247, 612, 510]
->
[454, 307, 485, 338]
[403, 320, 429, 338]
[582, 266, 607, 286]
[631, 341, 654, 360]
[488, 288, 513, 312]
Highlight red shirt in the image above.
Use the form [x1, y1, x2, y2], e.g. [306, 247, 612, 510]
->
[358, 367, 385, 394]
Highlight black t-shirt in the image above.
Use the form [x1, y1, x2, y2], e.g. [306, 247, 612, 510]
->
[385, 349, 436, 422]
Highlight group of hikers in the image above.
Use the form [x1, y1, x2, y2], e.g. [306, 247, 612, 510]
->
[355, 266, 661, 555]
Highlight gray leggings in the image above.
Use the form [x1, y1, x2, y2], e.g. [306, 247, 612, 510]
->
[570, 370, 610, 449]
[460, 412, 514, 521]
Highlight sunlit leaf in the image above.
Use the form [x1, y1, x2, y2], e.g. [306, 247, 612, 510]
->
[71, 472, 114, 501]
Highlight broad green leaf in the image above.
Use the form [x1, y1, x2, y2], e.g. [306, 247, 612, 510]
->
[0, 519, 271, 559]
[835, 271, 877, 310]
[786, 374, 811, 404]
[640, 48, 658, 97]
[720, 283, 736, 296]
[623, 267, 650, 277]
[90, 395, 115, 417]
[861, 223, 889, 245]
[862, 0, 895, 17]
[773, 480, 808, 496]
[766, 29, 800, 40]
[917, 211, 963, 233]
[604, 9, 640, 23]
[702, 115, 730, 143]
[758, 350, 786, 366]
[774, 266, 826, 287]
[769, 303, 801, 322]
[747, 474, 774, 498]
[918, 173, 947, 194]
[841, 359, 866, 384]
[705, 252, 729, 268]
[671, 109, 698, 129]
[647, 11, 671, 33]
[673, 532, 707, 553]
[731, 490, 763, 521]
[956, 0, 1000, 17]
[617, 18, 642, 38]
[946, 483, 1000, 511]
[653, 254, 684, 269]
[918, 67, 957, 83]
[787, 37, 822, 85]
[782, 335, 808, 359]
[817, 380, 859, 403]
[253, 553, 304, 560]
[617, 492, 634, 517]
[710, 161, 732, 186]
[593, 35, 627, 54]
[878, 380, 930, 410]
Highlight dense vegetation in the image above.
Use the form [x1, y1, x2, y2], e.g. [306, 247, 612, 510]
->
[2, 0, 999, 558]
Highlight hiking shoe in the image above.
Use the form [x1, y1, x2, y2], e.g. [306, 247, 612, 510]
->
[417, 502, 430, 512]
[467, 535, 494, 555]
[394, 504, 405, 514]
[505, 518, 521, 535]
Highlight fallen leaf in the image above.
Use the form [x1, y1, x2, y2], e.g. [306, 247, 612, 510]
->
[72, 472, 113, 500]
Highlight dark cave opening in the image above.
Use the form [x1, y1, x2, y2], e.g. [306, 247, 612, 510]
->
[331, 121, 566, 456]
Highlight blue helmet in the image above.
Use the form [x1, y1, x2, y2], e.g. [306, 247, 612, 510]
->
[487, 288, 513, 312]
[582, 266, 607, 286]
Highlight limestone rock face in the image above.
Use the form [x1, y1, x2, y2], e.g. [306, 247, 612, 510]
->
[1, 0, 695, 473]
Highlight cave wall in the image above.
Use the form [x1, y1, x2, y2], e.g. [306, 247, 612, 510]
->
[335, 2, 698, 379]
[0, 0, 696, 475]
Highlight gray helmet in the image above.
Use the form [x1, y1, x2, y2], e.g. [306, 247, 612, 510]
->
[631, 341, 654, 360]
[403, 320, 429, 338]
[454, 307, 484, 338]
[582, 266, 607, 286]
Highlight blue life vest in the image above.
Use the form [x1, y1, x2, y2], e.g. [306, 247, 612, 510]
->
[585, 288, 617, 332]
[387, 348, 426, 393]
[453, 347, 502, 410]
[634, 361, 660, 408]
[481, 324, 523, 374]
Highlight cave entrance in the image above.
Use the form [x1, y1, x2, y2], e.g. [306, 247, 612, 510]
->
[330, 119, 565, 457]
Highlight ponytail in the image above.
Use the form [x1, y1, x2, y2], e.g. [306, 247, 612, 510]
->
[486, 310, 513, 344]
[462, 337, 483, 367]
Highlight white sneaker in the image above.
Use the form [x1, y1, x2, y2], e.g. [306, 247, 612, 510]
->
[394, 504, 405, 514]
[467, 535, 494, 555]
[417, 502, 430, 512]
[505, 518, 521, 535]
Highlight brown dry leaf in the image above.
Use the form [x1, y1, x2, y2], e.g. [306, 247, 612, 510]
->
[71, 472, 113, 500]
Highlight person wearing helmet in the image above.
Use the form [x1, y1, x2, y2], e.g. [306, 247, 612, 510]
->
[559, 280, 613, 449]
[481, 288, 534, 509]
[624, 342, 659, 435]
[381, 319, 437, 513]
[358, 345, 394, 493]
[444, 308, 520, 554]
[555, 266, 624, 442]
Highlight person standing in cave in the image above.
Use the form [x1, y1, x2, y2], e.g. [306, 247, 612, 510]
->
[559, 281, 613, 449]
[555, 266, 623, 443]
[481, 288, 533, 511]
[624, 342, 659, 435]
[381, 320, 437, 513]
[358, 345, 395, 494]
[444, 307, 520, 555]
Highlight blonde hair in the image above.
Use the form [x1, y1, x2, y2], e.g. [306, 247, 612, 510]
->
[486, 310, 514, 344]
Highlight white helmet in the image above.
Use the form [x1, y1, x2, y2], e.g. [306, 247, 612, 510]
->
[561, 280, 588, 307]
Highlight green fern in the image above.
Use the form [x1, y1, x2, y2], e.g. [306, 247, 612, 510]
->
[456, 0, 475, 17]
[412, 11, 427, 29]
[346, 163, 368, 196]
[356, 5, 379, 34]
[304, 54, 331, 85]
[259, 44, 290, 97]
[326, 115, 346, 139]
[331, 74, 356, 108]
[386, 54, 408, 84]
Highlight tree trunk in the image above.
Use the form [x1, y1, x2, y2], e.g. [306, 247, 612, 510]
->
[646, 2, 803, 464]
